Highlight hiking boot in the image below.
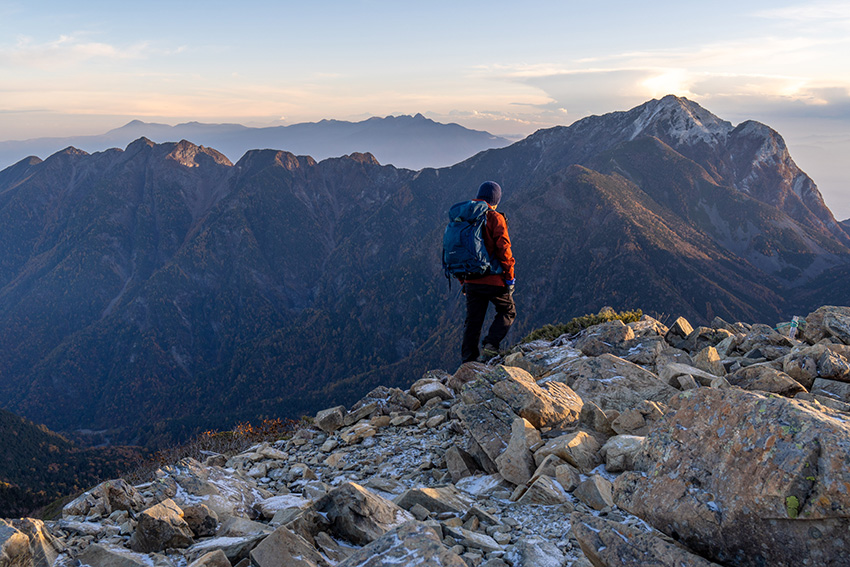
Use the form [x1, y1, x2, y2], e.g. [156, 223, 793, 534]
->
[478, 343, 499, 362]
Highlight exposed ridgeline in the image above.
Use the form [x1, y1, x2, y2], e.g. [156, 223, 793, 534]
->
[1, 96, 850, 445]
[4, 306, 850, 567]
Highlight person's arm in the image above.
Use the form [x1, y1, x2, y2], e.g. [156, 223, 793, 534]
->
[489, 211, 515, 281]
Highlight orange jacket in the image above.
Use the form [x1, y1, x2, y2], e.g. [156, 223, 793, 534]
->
[463, 199, 515, 287]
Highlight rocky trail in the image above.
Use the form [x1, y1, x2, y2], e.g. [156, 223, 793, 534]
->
[3, 305, 850, 567]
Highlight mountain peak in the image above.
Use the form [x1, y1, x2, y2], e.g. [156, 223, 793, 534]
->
[630, 95, 732, 146]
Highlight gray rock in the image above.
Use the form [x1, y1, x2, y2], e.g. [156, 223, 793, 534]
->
[394, 486, 472, 515]
[514, 476, 570, 506]
[62, 479, 146, 519]
[249, 525, 329, 567]
[129, 498, 194, 553]
[494, 417, 540, 486]
[600, 435, 644, 473]
[216, 516, 273, 538]
[0, 521, 33, 567]
[573, 475, 614, 510]
[727, 365, 806, 396]
[811, 377, 850, 403]
[1, 519, 61, 567]
[187, 550, 232, 567]
[75, 544, 152, 567]
[445, 446, 480, 483]
[571, 513, 720, 567]
[315, 406, 346, 434]
[311, 482, 414, 545]
[336, 521, 466, 567]
[410, 377, 454, 404]
[533, 431, 602, 473]
[182, 504, 218, 538]
[803, 305, 850, 345]
[503, 536, 566, 567]
[554, 463, 581, 492]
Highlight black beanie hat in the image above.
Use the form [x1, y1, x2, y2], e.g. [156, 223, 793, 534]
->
[476, 181, 502, 207]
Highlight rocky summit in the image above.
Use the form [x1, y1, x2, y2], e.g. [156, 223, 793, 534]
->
[3, 305, 850, 567]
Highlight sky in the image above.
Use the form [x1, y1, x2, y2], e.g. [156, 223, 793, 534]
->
[1, 0, 849, 217]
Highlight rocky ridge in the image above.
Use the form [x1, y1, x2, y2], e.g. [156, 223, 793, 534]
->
[4, 305, 850, 566]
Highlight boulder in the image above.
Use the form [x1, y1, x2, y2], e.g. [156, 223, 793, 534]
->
[658, 363, 717, 387]
[692, 346, 725, 376]
[315, 406, 346, 433]
[502, 352, 546, 377]
[187, 550, 232, 567]
[600, 435, 644, 473]
[554, 463, 582, 492]
[249, 525, 329, 567]
[336, 521, 466, 567]
[494, 417, 540, 486]
[62, 478, 146, 518]
[528, 454, 567, 485]
[257, 494, 311, 521]
[726, 365, 806, 396]
[488, 365, 582, 429]
[574, 320, 635, 356]
[681, 326, 733, 354]
[614, 388, 850, 567]
[445, 446, 480, 483]
[664, 316, 693, 348]
[448, 362, 490, 392]
[811, 377, 850, 403]
[182, 504, 218, 538]
[610, 400, 664, 436]
[185, 535, 266, 563]
[817, 349, 850, 381]
[394, 486, 472, 515]
[1, 519, 62, 567]
[562, 354, 678, 412]
[0, 521, 32, 567]
[514, 476, 570, 506]
[571, 513, 720, 567]
[409, 377, 453, 403]
[534, 431, 602, 473]
[578, 400, 616, 437]
[217, 515, 273, 538]
[503, 536, 566, 567]
[803, 305, 850, 345]
[628, 315, 668, 337]
[162, 458, 265, 520]
[75, 544, 153, 567]
[311, 482, 414, 545]
[129, 498, 195, 552]
[573, 476, 614, 510]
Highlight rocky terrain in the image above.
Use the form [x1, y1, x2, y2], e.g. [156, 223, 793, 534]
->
[4, 304, 850, 566]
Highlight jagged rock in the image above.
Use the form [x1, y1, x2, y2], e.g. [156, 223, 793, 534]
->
[455, 396, 514, 469]
[494, 417, 540, 485]
[803, 305, 850, 345]
[573, 476, 614, 510]
[514, 475, 570, 506]
[503, 536, 566, 567]
[571, 513, 719, 567]
[600, 435, 643, 472]
[448, 362, 490, 392]
[486, 366, 582, 430]
[395, 486, 472, 515]
[562, 354, 678, 412]
[185, 534, 266, 563]
[409, 377, 453, 403]
[75, 544, 152, 567]
[309, 482, 414, 545]
[62, 479, 146, 519]
[2, 519, 62, 567]
[339, 422, 377, 444]
[657, 363, 717, 387]
[257, 494, 311, 521]
[502, 352, 545, 377]
[680, 327, 733, 354]
[521, 344, 583, 375]
[610, 400, 664, 436]
[162, 458, 265, 520]
[692, 346, 725, 376]
[129, 498, 194, 552]
[726, 365, 806, 396]
[676, 374, 699, 390]
[664, 316, 693, 348]
[615, 388, 850, 567]
[622, 336, 665, 365]
[574, 320, 635, 356]
[182, 504, 218, 538]
[344, 401, 379, 426]
[534, 431, 602, 473]
[315, 406, 346, 433]
[628, 315, 668, 337]
[818, 349, 850, 380]
[443, 524, 503, 553]
[445, 446, 480, 483]
[187, 550, 231, 567]
[336, 521, 466, 567]
[554, 463, 581, 492]
[1, 521, 34, 567]
[528, 454, 567, 485]
[249, 525, 329, 567]
[217, 516, 273, 537]
[811, 377, 850, 403]
[578, 400, 616, 437]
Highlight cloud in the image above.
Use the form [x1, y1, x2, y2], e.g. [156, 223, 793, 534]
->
[0, 34, 151, 70]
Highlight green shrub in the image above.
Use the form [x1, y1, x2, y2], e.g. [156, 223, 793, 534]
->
[521, 307, 643, 343]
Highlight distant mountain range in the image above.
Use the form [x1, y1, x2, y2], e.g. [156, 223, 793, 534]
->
[0, 114, 512, 172]
[1, 95, 848, 448]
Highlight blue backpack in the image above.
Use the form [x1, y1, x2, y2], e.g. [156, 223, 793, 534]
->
[442, 200, 504, 280]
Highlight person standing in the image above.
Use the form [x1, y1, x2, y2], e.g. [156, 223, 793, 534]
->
[459, 181, 516, 362]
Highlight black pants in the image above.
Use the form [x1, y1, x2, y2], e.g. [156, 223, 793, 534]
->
[462, 283, 517, 363]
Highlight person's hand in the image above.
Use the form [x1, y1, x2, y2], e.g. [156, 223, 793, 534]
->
[505, 279, 515, 295]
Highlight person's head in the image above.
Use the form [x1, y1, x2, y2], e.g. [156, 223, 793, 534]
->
[476, 181, 502, 208]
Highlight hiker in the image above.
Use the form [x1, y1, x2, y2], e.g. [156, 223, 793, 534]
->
[445, 181, 516, 362]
